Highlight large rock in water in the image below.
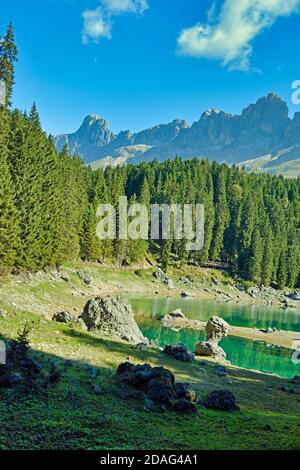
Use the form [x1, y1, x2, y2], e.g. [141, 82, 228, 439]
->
[81, 295, 148, 345]
[195, 316, 229, 360]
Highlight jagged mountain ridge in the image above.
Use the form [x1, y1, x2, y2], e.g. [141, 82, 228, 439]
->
[55, 94, 300, 176]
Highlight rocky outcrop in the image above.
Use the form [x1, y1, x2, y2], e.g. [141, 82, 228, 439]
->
[195, 316, 229, 360]
[116, 362, 197, 413]
[55, 94, 300, 177]
[81, 295, 148, 345]
[154, 268, 175, 290]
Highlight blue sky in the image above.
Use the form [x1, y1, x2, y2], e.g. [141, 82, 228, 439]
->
[2, 0, 300, 135]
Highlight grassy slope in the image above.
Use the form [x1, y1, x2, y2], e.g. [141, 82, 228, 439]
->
[0, 264, 300, 450]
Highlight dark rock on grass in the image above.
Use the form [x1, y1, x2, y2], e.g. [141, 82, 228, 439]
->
[64, 360, 73, 368]
[280, 385, 297, 394]
[116, 362, 197, 412]
[81, 295, 148, 345]
[0, 365, 14, 388]
[21, 357, 41, 374]
[263, 424, 272, 431]
[61, 274, 70, 283]
[52, 311, 76, 324]
[77, 270, 92, 285]
[292, 375, 300, 385]
[86, 367, 98, 378]
[175, 382, 197, 402]
[117, 363, 155, 386]
[215, 366, 227, 377]
[201, 390, 240, 412]
[146, 378, 176, 404]
[174, 399, 198, 414]
[91, 384, 102, 394]
[163, 344, 195, 362]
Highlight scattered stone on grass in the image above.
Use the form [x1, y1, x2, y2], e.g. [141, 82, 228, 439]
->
[163, 344, 195, 362]
[77, 270, 92, 285]
[116, 362, 197, 414]
[215, 366, 227, 377]
[52, 311, 76, 324]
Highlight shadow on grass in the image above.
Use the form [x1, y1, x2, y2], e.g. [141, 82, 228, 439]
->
[0, 325, 299, 451]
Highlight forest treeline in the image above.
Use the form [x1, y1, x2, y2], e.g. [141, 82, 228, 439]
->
[0, 24, 300, 288]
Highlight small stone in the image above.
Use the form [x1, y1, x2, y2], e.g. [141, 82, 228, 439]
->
[280, 385, 296, 394]
[77, 270, 92, 285]
[181, 291, 195, 298]
[263, 424, 272, 431]
[87, 367, 97, 378]
[91, 384, 102, 394]
[61, 274, 70, 283]
[10, 372, 22, 384]
[64, 360, 73, 368]
[52, 311, 75, 324]
[199, 368, 207, 376]
[215, 366, 227, 377]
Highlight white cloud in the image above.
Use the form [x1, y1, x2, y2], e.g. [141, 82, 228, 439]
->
[82, 0, 148, 44]
[82, 7, 111, 44]
[177, 0, 300, 70]
[102, 0, 148, 14]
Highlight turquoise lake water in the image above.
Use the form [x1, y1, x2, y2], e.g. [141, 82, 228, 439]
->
[130, 296, 300, 379]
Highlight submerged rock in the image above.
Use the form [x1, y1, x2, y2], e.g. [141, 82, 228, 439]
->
[81, 296, 148, 345]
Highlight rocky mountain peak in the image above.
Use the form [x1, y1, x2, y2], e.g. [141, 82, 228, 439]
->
[55, 93, 300, 175]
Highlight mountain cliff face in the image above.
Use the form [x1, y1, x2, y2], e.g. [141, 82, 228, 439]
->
[55, 94, 300, 176]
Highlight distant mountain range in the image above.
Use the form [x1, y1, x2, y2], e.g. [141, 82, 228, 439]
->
[55, 93, 300, 177]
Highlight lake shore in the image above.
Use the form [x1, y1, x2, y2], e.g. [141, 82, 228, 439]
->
[0, 262, 300, 320]
[160, 316, 300, 350]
